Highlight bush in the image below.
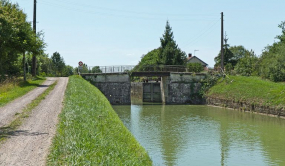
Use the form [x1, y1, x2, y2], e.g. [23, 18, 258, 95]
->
[234, 51, 258, 76]
[40, 72, 46, 77]
[187, 63, 204, 73]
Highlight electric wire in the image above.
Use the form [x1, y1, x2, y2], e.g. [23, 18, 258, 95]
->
[38, 0, 219, 21]
[181, 19, 220, 48]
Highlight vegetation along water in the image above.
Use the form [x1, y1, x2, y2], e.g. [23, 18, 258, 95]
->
[113, 104, 285, 166]
[47, 76, 152, 165]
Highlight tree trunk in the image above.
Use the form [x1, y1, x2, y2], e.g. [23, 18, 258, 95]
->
[32, 54, 36, 76]
[23, 52, 26, 81]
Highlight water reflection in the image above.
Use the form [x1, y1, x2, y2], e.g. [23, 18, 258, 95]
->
[113, 105, 285, 166]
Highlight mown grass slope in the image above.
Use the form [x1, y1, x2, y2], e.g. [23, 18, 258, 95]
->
[0, 77, 46, 107]
[48, 75, 152, 165]
[207, 76, 285, 107]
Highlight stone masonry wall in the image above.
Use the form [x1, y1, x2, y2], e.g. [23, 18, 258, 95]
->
[206, 97, 285, 117]
[162, 73, 206, 104]
[83, 73, 131, 105]
[94, 82, 131, 105]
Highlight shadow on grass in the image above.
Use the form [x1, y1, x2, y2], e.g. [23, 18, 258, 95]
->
[0, 126, 48, 140]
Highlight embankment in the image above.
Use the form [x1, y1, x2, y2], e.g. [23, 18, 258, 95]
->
[47, 75, 152, 165]
[206, 76, 285, 117]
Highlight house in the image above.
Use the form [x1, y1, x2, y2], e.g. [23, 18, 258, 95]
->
[186, 53, 208, 70]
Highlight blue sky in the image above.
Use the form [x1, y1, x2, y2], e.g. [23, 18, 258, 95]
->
[13, 0, 285, 67]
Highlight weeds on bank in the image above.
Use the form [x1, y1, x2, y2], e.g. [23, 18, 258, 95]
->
[0, 76, 46, 107]
[0, 81, 57, 142]
[47, 75, 152, 166]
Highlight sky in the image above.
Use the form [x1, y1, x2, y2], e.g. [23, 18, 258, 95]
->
[12, 0, 285, 68]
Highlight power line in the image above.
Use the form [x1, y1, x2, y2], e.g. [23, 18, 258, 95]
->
[41, 0, 218, 17]
[181, 19, 219, 48]
[38, 0, 219, 21]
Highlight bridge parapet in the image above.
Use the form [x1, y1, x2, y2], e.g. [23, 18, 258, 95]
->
[81, 65, 187, 74]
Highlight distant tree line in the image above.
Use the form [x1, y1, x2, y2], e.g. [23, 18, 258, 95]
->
[214, 21, 285, 82]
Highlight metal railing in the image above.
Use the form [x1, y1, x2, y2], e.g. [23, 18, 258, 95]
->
[80, 65, 187, 74]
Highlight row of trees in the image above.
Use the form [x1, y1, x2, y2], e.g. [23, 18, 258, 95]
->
[0, 0, 45, 80]
[0, 1, 74, 80]
[214, 21, 285, 82]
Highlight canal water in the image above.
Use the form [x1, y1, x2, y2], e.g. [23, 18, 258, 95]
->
[113, 105, 285, 166]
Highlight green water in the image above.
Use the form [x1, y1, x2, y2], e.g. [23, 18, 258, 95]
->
[113, 105, 285, 166]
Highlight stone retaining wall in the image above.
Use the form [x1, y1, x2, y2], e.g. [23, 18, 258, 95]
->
[206, 97, 285, 117]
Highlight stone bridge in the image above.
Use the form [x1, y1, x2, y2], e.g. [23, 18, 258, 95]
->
[81, 71, 206, 105]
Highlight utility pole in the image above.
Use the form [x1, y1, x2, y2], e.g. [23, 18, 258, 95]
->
[32, 0, 37, 76]
[221, 12, 224, 71]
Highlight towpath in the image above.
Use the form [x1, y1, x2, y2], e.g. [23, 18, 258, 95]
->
[0, 77, 57, 128]
[0, 77, 68, 166]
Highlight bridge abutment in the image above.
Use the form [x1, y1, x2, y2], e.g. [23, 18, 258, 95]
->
[83, 73, 131, 105]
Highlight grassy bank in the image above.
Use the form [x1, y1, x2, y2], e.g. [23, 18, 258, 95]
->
[207, 76, 285, 107]
[47, 76, 152, 165]
[0, 77, 46, 107]
[0, 81, 57, 142]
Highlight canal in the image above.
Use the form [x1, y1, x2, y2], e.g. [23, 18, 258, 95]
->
[113, 105, 285, 166]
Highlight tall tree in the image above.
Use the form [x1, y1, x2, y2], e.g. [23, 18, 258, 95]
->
[159, 21, 186, 65]
[51, 52, 65, 76]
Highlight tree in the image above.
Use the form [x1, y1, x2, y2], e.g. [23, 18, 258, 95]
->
[91, 66, 102, 73]
[51, 52, 65, 76]
[256, 21, 285, 82]
[159, 21, 186, 65]
[63, 65, 74, 76]
[215, 44, 253, 69]
[133, 49, 160, 71]
[0, 1, 45, 80]
[234, 50, 258, 76]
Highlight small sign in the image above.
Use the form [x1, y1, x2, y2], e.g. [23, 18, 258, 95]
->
[78, 61, 83, 66]
[78, 66, 83, 70]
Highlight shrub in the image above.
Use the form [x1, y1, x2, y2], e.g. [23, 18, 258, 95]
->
[187, 63, 204, 73]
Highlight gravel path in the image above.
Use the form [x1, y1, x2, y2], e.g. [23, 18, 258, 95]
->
[0, 77, 69, 166]
[0, 77, 57, 128]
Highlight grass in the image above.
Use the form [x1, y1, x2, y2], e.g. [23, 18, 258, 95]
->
[0, 76, 46, 107]
[207, 75, 285, 107]
[47, 75, 152, 166]
[0, 81, 57, 142]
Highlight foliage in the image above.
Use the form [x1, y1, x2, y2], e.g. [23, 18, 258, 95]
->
[207, 76, 285, 107]
[0, 0, 46, 79]
[159, 21, 186, 65]
[91, 66, 102, 73]
[62, 65, 74, 76]
[187, 63, 203, 73]
[48, 76, 152, 165]
[134, 21, 186, 71]
[199, 74, 220, 97]
[133, 49, 160, 71]
[258, 21, 285, 82]
[51, 52, 66, 76]
[215, 44, 253, 69]
[234, 50, 258, 76]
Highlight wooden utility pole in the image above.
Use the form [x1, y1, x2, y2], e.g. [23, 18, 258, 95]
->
[32, 0, 37, 76]
[221, 12, 224, 71]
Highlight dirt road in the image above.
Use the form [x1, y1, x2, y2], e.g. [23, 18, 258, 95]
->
[0, 77, 68, 166]
[0, 78, 57, 128]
